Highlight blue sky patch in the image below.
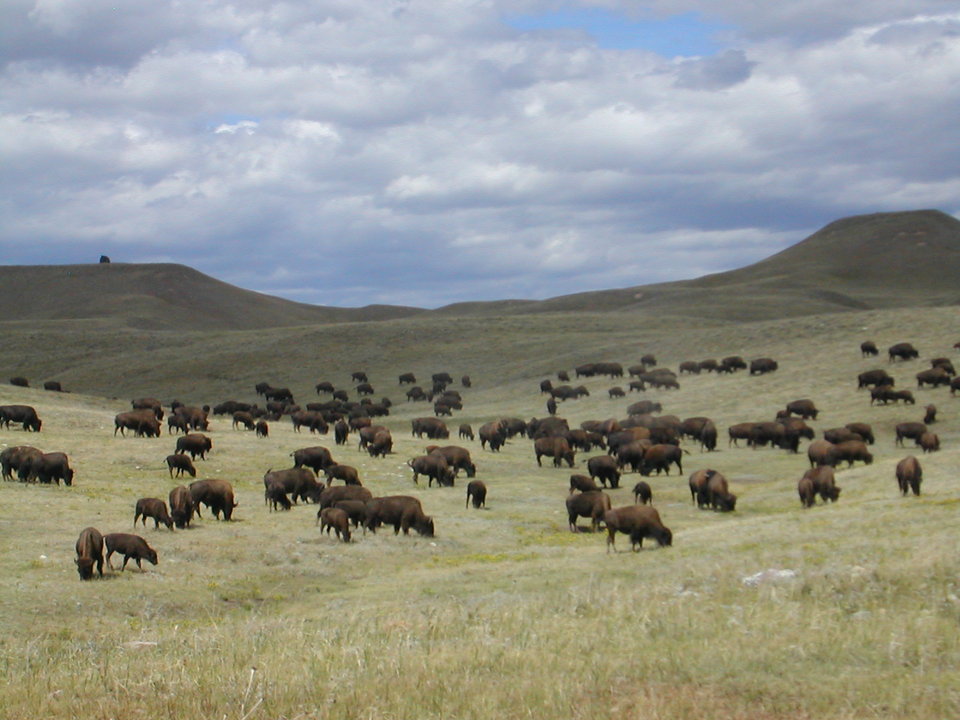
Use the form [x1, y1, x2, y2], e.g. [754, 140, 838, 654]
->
[505, 8, 728, 56]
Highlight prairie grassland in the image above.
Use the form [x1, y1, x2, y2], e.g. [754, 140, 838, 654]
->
[1, 305, 959, 719]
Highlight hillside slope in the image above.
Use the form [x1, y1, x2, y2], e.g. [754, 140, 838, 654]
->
[0, 263, 424, 330]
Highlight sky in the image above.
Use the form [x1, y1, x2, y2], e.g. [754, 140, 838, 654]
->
[2, 1, 959, 308]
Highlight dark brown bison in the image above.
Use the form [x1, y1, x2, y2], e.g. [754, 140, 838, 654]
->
[823, 427, 863, 445]
[923, 405, 937, 425]
[845, 422, 875, 444]
[325, 464, 362, 487]
[356, 382, 375, 396]
[23, 451, 74, 485]
[569, 474, 600, 493]
[0, 404, 42, 432]
[169, 485, 195, 529]
[888, 342, 919, 362]
[895, 455, 922, 496]
[318, 485, 373, 510]
[895, 422, 927, 446]
[315, 381, 335, 394]
[333, 500, 368, 530]
[75, 527, 104, 580]
[679, 416, 710, 441]
[176, 433, 212, 459]
[255, 420, 269, 437]
[189, 478, 237, 520]
[608, 386, 625, 398]
[264, 476, 293, 511]
[640, 444, 684, 476]
[9, 376, 29, 387]
[615, 440, 652, 474]
[916, 367, 951, 388]
[534, 436, 575, 468]
[749, 358, 778, 375]
[699, 421, 718, 452]
[466, 480, 487, 509]
[44, 380, 64, 392]
[411, 417, 449, 439]
[586, 454, 620, 489]
[831, 440, 873, 467]
[858, 369, 892, 389]
[166, 453, 196, 478]
[679, 361, 700, 375]
[173, 405, 208, 431]
[632, 481, 652, 505]
[427, 445, 476, 477]
[698, 359, 719, 373]
[719, 356, 747, 373]
[952, 376, 960, 396]
[703, 472, 737, 511]
[232, 411, 255, 430]
[931, 357, 956, 375]
[785, 399, 819, 420]
[727, 422, 759, 447]
[860, 341, 879, 357]
[291, 446, 335, 473]
[318, 507, 352, 542]
[458, 423, 474, 441]
[131, 397, 163, 419]
[104, 533, 158, 571]
[399, 373, 416, 385]
[365, 496, 435, 536]
[264, 467, 322, 504]
[134, 498, 174, 530]
[603, 505, 672, 552]
[688, 469, 715, 506]
[566, 490, 611, 532]
[334, 420, 349, 445]
[918, 432, 940, 452]
[807, 440, 838, 468]
[408, 455, 453, 487]
[478, 421, 507, 451]
[870, 388, 915, 405]
[799, 468, 842, 505]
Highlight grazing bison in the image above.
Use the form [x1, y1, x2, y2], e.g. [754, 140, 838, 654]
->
[831, 440, 873, 467]
[679, 361, 700, 375]
[365, 496, 435, 536]
[858, 369, 892, 389]
[632, 481, 652, 505]
[466, 480, 487, 508]
[688, 469, 716, 506]
[703, 472, 737, 511]
[75, 527, 104, 580]
[264, 467, 322, 504]
[169, 485, 195, 529]
[333, 500, 368, 531]
[104, 533, 158, 571]
[807, 440, 838, 468]
[870, 388, 915, 405]
[918, 432, 940, 453]
[566, 490, 611, 533]
[189, 479, 237, 520]
[318, 485, 373, 511]
[534, 436, 575, 468]
[114, 409, 158, 437]
[785, 399, 819, 420]
[640, 444, 684, 476]
[0, 405, 42, 432]
[749, 358, 778, 375]
[888, 342, 919, 362]
[727, 422, 758, 447]
[264, 476, 293, 511]
[411, 417, 449, 439]
[43, 380, 64, 392]
[176, 433, 212, 459]
[860, 341, 879, 357]
[845, 422, 875, 444]
[917, 367, 951, 388]
[366, 430, 393, 458]
[315, 381, 335, 395]
[166, 453, 196, 478]
[428, 445, 477, 477]
[255, 420, 269, 437]
[9, 376, 29, 387]
[324, 464, 362, 487]
[134, 498, 174, 530]
[291, 446, 335, 474]
[131, 398, 164, 419]
[699, 421, 718, 452]
[458, 423, 474, 441]
[569, 474, 600, 494]
[586, 455, 621, 489]
[408, 455, 453, 487]
[319, 507, 352, 542]
[232, 411, 255, 430]
[895, 422, 927, 447]
[398, 373, 416, 385]
[478, 421, 507, 451]
[923, 405, 937, 425]
[823, 427, 863, 445]
[603, 505, 672, 552]
[895, 455, 922, 496]
[23, 451, 74, 485]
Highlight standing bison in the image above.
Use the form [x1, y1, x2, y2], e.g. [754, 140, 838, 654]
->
[895, 456, 922, 496]
[603, 505, 672, 552]
[104, 533, 158, 571]
[365, 496, 435, 536]
[566, 491, 611, 532]
[75, 527, 104, 580]
[749, 358, 778, 375]
[189, 479, 237, 520]
[888, 342, 919, 362]
[534, 437, 575, 468]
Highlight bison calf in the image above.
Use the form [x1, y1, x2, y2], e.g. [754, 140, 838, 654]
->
[134, 498, 174, 530]
[104, 533, 158, 570]
[319, 507, 352, 542]
[465, 480, 487, 509]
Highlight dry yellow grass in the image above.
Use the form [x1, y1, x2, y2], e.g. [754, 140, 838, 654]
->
[1, 303, 959, 719]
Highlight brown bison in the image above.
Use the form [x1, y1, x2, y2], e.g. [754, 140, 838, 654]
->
[459, 423, 474, 440]
[923, 405, 937, 424]
[317, 485, 373, 510]
[44, 380, 64, 392]
[169, 485, 195, 529]
[916, 367, 951, 388]
[888, 342, 919, 362]
[870, 388, 915, 405]
[798, 466, 840, 507]
[688, 469, 715, 506]
[399, 373, 416, 385]
[860, 341, 879, 357]
[75, 527, 104, 580]
[478, 421, 507, 451]
[807, 439, 838, 468]
[367, 430, 394, 458]
[411, 417, 449, 439]
[0, 404, 43, 432]
[534, 436, 575, 468]
[640, 444, 684, 476]
[232, 411, 255, 430]
[264, 467, 322, 504]
[569, 474, 600, 494]
[23, 451, 74, 485]
[408, 455, 453, 487]
[895, 422, 927, 447]
[727, 422, 759, 447]
[189, 478, 237, 520]
[427, 446, 477, 477]
[333, 500, 368, 531]
[830, 440, 873, 467]
[632, 481, 652, 505]
[845, 422, 875, 444]
[255, 420, 269, 437]
[175, 433, 212, 459]
[291, 445, 335, 473]
[785, 399, 818, 420]
[131, 397, 163, 419]
[918, 432, 940, 453]
[465, 480, 487, 509]
[858, 369, 892, 389]
[586, 454, 621, 489]
[566, 490, 611, 532]
[104, 533, 158, 571]
[749, 358, 778, 375]
[895, 456, 922, 496]
[703, 472, 737, 512]
[318, 507, 352, 542]
[365, 496, 435, 536]
[603, 505, 672, 552]
[166, 453, 196, 478]
[9, 376, 29, 387]
[325, 463, 362, 487]
[134, 498, 174, 530]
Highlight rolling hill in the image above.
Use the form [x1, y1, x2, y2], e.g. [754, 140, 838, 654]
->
[1, 210, 957, 331]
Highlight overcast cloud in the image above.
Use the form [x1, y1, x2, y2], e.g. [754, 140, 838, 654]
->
[2, 0, 959, 307]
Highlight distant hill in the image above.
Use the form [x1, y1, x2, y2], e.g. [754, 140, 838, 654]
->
[1, 210, 958, 330]
[0, 263, 424, 330]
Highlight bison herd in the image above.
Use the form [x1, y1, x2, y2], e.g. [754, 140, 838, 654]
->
[3, 338, 957, 582]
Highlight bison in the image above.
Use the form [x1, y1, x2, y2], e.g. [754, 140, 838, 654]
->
[134, 498, 174, 530]
[566, 490, 611, 532]
[188, 478, 237, 520]
[534, 436, 575, 468]
[569, 474, 600, 494]
[858, 369, 892, 389]
[640, 444, 684, 476]
[291, 446, 335, 473]
[632, 481, 652, 505]
[318, 507, 352, 542]
[586, 454, 621, 489]
[324, 464, 362, 487]
[175, 433, 212, 459]
[798, 466, 841, 507]
[0, 405, 42, 432]
[169, 485, 195, 529]
[603, 505, 672, 552]
[23, 451, 74, 485]
[365, 496, 435, 536]
[749, 358, 778, 375]
[408, 455, 453, 487]
[860, 341, 879, 357]
[918, 432, 940, 453]
[104, 533, 158, 571]
[895, 455, 922, 496]
[831, 440, 873, 467]
[895, 422, 927, 447]
[785, 399, 818, 420]
[888, 342, 919, 362]
[75, 527, 104, 580]
[166, 453, 196, 478]
[465, 480, 487, 509]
